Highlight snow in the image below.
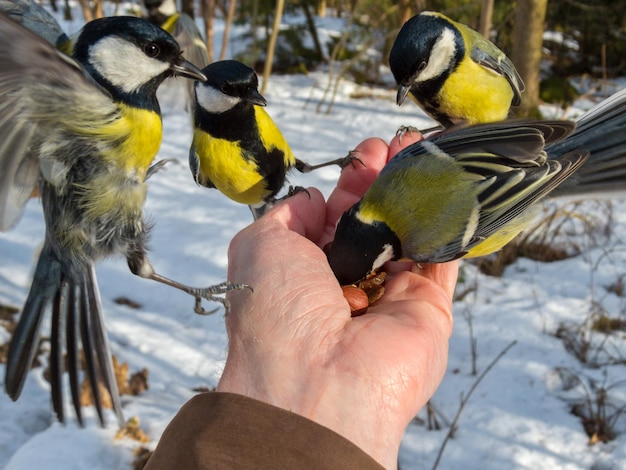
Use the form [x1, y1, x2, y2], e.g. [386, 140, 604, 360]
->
[1, 5, 626, 470]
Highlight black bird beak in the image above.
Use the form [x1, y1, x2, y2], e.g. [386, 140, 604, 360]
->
[396, 85, 410, 106]
[245, 89, 267, 107]
[170, 58, 207, 81]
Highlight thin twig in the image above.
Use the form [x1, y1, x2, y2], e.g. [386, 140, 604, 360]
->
[432, 340, 518, 470]
[461, 305, 478, 376]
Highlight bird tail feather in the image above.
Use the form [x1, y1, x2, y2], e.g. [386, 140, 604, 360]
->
[5, 246, 124, 427]
[548, 88, 626, 198]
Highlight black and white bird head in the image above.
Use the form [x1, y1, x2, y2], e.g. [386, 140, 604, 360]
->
[72, 16, 205, 104]
[389, 12, 463, 105]
[194, 60, 267, 115]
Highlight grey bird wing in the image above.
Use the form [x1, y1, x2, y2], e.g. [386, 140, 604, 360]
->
[0, 0, 69, 47]
[188, 143, 216, 189]
[173, 13, 209, 110]
[469, 37, 525, 107]
[173, 13, 209, 68]
[0, 12, 118, 231]
[432, 119, 575, 164]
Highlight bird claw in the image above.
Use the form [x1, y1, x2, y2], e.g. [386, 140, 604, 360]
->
[194, 296, 220, 315]
[295, 153, 366, 174]
[191, 282, 253, 315]
[338, 150, 366, 170]
[286, 185, 310, 199]
[396, 126, 421, 145]
[146, 158, 176, 179]
[396, 124, 444, 144]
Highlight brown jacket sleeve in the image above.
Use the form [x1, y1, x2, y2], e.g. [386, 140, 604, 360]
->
[144, 392, 384, 469]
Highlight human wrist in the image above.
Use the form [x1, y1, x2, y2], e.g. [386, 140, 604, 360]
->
[217, 352, 406, 469]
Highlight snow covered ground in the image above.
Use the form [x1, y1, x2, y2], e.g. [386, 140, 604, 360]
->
[1, 5, 626, 469]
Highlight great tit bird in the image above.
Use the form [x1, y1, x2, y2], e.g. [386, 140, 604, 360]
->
[189, 60, 359, 219]
[328, 87, 626, 285]
[143, 0, 210, 111]
[0, 13, 245, 427]
[389, 11, 525, 128]
[328, 120, 589, 285]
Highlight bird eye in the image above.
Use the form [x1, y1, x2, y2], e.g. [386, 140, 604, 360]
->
[220, 84, 230, 94]
[417, 61, 427, 72]
[144, 42, 160, 58]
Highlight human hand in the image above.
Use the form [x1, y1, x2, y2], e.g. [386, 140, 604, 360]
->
[219, 134, 458, 468]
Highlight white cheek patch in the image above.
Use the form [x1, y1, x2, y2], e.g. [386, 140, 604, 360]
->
[371, 244, 395, 272]
[416, 27, 457, 83]
[89, 36, 170, 93]
[195, 83, 241, 113]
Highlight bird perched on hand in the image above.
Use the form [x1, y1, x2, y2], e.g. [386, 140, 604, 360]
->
[143, 0, 210, 111]
[389, 11, 525, 128]
[328, 120, 588, 285]
[328, 87, 626, 285]
[0, 12, 245, 427]
[189, 60, 359, 219]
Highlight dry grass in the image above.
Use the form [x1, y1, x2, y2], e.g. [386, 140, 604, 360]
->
[554, 367, 626, 444]
[0, 304, 19, 364]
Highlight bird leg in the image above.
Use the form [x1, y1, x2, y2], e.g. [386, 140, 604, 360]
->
[149, 273, 252, 315]
[249, 153, 365, 220]
[248, 186, 311, 220]
[295, 151, 365, 173]
[248, 203, 271, 221]
[127, 252, 251, 315]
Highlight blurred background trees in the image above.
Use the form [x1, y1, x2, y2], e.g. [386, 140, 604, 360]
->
[65, 0, 626, 115]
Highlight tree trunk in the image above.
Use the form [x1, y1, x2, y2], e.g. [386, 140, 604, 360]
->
[260, 0, 285, 95]
[202, 0, 215, 63]
[478, 0, 494, 38]
[76, 0, 93, 22]
[316, 0, 326, 17]
[302, 0, 324, 61]
[397, 0, 412, 26]
[75, 0, 104, 21]
[94, 0, 103, 19]
[182, 0, 195, 18]
[63, 0, 72, 20]
[220, 0, 237, 60]
[250, 0, 259, 65]
[511, 0, 547, 116]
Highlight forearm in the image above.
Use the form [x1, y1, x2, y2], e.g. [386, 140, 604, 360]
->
[145, 392, 384, 470]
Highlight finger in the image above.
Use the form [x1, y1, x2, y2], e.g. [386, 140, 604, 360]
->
[385, 260, 459, 298]
[373, 268, 455, 338]
[227, 188, 328, 304]
[264, 187, 326, 243]
[333, 138, 389, 198]
[412, 261, 459, 301]
[388, 131, 424, 162]
[323, 138, 389, 245]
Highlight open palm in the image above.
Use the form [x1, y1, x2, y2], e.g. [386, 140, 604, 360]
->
[220, 135, 458, 468]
